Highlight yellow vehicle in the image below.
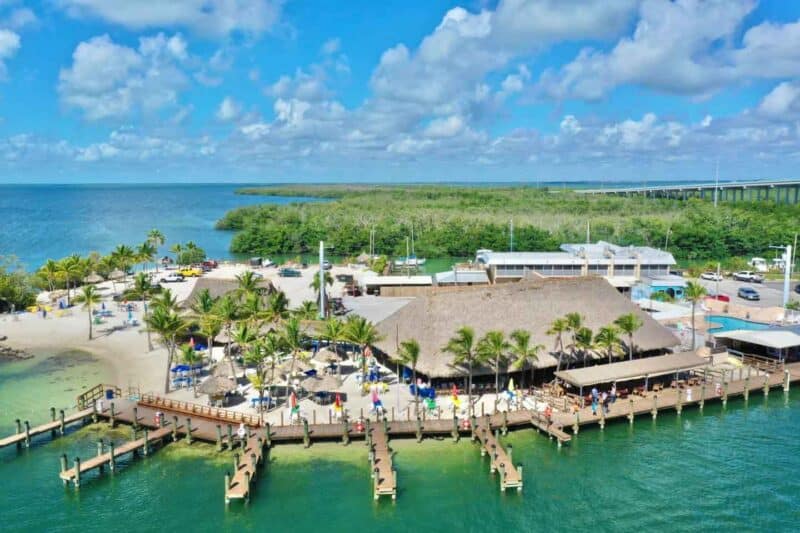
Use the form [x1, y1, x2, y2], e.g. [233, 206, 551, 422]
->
[178, 268, 203, 277]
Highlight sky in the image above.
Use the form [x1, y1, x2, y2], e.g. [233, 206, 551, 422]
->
[1, 0, 800, 183]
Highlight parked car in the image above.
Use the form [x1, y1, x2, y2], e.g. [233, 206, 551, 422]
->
[278, 268, 302, 278]
[335, 274, 354, 283]
[202, 260, 218, 269]
[322, 260, 332, 270]
[160, 273, 185, 283]
[737, 287, 760, 301]
[178, 268, 203, 277]
[700, 272, 723, 281]
[733, 271, 764, 283]
[707, 293, 730, 302]
[795, 283, 800, 294]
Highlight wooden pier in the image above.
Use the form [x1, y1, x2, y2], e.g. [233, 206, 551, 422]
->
[529, 410, 572, 446]
[59, 426, 172, 488]
[369, 421, 396, 500]
[224, 431, 267, 504]
[0, 407, 93, 450]
[474, 420, 522, 492]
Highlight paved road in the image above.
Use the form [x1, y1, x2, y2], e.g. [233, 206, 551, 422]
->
[695, 277, 800, 308]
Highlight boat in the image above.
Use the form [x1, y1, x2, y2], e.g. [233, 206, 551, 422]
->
[394, 255, 426, 267]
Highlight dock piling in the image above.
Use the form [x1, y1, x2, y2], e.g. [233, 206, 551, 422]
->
[59, 410, 65, 436]
[50, 408, 56, 437]
[143, 428, 149, 456]
[700, 384, 706, 410]
[303, 418, 310, 448]
[60, 454, 68, 485]
[599, 407, 605, 430]
[92, 402, 98, 423]
[744, 377, 750, 401]
[784, 369, 791, 392]
[265, 422, 272, 447]
[109, 441, 116, 472]
[763, 375, 770, 396]
[109, 402, 116, 428]
[227, 424, 233, 450]
[216, 425, 223, 452]
[96, 439, 104, 473]
[651, 395, 658, 420]
[573, 411, 580, 433]
[133, 407, 139, 429]
[676, 388, 683, 415]
[502, 411, 508, 435]
[24, 420, 31, 447]
[452, 410, 459, 442]
[74, 458, 81, 488]
[628, 398, 634, 425]
[342, 414, 350, 445]
[722, 381, 728, 407]
[172, 416, 179, 441]
[415, 416, 422, 442]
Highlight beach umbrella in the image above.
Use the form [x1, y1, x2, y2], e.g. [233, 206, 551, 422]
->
[84, 272, 104, 284]
[508, 378, 515, 394]
[334, 393, 342, 413]
[108, 269, 125, 280]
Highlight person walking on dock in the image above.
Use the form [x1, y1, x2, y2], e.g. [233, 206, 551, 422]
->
[591, 386, 599, 415]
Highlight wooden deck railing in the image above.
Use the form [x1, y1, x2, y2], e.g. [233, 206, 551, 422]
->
[77, 384, 122, 409]
[138, 394, 262, 427]
[729, 350, 784, 374]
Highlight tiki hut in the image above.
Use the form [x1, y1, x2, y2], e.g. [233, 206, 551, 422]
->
[374, 277, 680, 383]
[198, 376, 237, 405]
[83, 272, 104, 284]
[300, 374, 342, 393]
[179, 277, 275, 308]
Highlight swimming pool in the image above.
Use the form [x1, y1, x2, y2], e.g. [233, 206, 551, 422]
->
[706, 315, 770, 334]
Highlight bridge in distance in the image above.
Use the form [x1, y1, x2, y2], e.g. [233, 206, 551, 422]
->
[575, 179, 800, 204]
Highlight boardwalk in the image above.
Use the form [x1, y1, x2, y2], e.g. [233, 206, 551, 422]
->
[475, 420, 522, 492]
[59, 426, 172, 487]
[224, 432, 267, 504]
[0, 408, 93, 450]
[370, 422, 396, 500]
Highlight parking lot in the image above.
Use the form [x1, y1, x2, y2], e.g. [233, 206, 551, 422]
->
[696, 277, 799, 308]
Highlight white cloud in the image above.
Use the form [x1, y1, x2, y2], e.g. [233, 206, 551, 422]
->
[3, 7, 37, 31]
[757, 82, 800, 118]
[536, 0, 800, 100]
[216, 96, 241, 121]
[424, 115, 465, 138]
[0, 29, 19, 79]
[57, 0, 283, 38]
[58, 33, 191, 120]
[321, 38, 340, 55]
[268, 67, 330, 101]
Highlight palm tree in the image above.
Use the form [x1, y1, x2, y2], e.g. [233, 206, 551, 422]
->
[614, 313, 644, 360]
[130, 272, 154, 351]
[231, 321, 257, 380]
[477, 331, 510, 410]
[309, 270, 334, 314]
[40, 259, 60, 292]
[565, 312, 584, 369]
[266, 290, 290, 323]
[293, 300, 318, 320]
[148, 229, 165, 271]
[58, 255, 84, 306]
[151, 288, 179, 313]
[574, 327, 594, 367]
[111, 244, 136, 286]
[345, 315, 383, 390]
[137, 241, 157, 272]
[169, 243, 183, 265]
[685, 281, 708, 351]
[214, 294, 240, 379]
[240, 292, 267, 326]
[236, 271, 262, 299]
[179, 343, 201, 397]
[191, 288, 217, 319]
[281, 317, 307, 402]
[509, 329, 544, 389]
[322, 317, 345, 358]
[547, 317, 569, 373]
[397, 338, 421, 416]
[245, 332, 282, 415]
[442, 326, 479, 416]
[146, 306, 186, 394]
[595, 325, 622, 365]
[74, 285, 102, 340]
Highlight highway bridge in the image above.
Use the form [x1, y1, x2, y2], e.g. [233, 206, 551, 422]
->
[577, 179, 800, 204]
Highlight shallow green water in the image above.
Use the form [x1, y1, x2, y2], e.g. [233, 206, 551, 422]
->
[1, 355, 799, 532]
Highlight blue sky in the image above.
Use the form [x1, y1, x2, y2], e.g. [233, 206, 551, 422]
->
[2, 0, 800, 183]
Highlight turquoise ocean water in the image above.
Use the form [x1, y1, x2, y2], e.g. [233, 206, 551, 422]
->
[1, 353, 799, 532]
[0, 184, 315, 271]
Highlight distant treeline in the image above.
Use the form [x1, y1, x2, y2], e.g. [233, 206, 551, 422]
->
[217, 185, 800, 262]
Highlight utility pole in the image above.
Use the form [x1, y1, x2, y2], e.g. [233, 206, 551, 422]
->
[713, 158, 719, 208]
[319, 241, 326, 320]
[784, 245, 792, 308]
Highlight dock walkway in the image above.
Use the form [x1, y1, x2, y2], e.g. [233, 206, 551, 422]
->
[0, 408, 93, 450]
[224, 432, 267, 504]
[370, 422, 396, 500]
[59, 426, 172, 487]
[475, 419, 522, 492]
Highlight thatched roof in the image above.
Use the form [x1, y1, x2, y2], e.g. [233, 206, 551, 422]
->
[198, 376, 236, 395]
[374, 277, 680, 379]
[312, 346, 343, 362]
[555, 351, 708, 387]
[300, 374, 342, 393]
[179, 277, 274, 307]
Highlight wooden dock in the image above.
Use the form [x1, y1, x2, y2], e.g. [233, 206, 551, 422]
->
[224, 432, 267, 504]
[530, 410, 572, 446]
[474, 420, 522, 492]
[0, 407, 93, 450]
[369, 422, 396, 500]
[59, 426, 172, 488]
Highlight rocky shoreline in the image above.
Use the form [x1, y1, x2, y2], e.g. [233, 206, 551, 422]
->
[0, 344, 33, 361]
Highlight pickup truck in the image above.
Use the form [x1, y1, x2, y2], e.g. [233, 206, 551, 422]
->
[278, 268, 302, 278]
[159, 273, 185, 283]
[733, 271, 764, 283]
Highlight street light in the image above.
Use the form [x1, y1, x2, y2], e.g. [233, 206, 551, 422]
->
[769, 244, 793, 308]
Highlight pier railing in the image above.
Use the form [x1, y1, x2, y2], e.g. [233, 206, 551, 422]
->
[728, 350, 784, 374]
[77, 384, 122, 409]
[138, 394, 262, 427]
